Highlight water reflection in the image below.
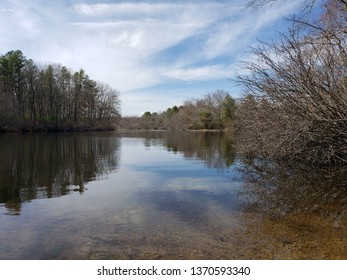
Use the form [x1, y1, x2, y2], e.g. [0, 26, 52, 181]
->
[0, 133, 119, 215]
[116, 130, 236, 170]
[237, 157, 347, 259]
[0, 131, 345, 259]
[240, 158, 347, 218]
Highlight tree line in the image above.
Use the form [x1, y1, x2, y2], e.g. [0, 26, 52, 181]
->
[120, 90, 236, 130]
[0, 50, 120, 131]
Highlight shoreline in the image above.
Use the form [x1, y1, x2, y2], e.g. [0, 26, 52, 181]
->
[0, 121, 116, 133]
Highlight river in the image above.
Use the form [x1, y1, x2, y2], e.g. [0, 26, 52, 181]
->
[0, 131, 346, 259]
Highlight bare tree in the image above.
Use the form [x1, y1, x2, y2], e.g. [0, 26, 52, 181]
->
[236, 1, 347, 166]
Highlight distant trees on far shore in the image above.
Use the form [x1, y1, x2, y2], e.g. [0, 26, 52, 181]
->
[120, 90, 236, 131]
[0, 50, 120, 131]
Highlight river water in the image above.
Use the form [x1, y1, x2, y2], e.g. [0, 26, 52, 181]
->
[0, 131, 346, 259]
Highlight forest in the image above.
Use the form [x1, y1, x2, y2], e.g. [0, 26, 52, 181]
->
[0, 50, 120, 132]
[120, 90, 236, 131]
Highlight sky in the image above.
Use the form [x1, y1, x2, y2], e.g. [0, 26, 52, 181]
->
[0, 0, 305, 116]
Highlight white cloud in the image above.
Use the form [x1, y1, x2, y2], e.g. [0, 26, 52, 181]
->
[73, 2, 231, 21]
[74, 3, 171, 17]
[73, 20, 204, 54]
[165, 64, 235, 81]
[71, 2, 237, 56]
[0, 4, 40, 45]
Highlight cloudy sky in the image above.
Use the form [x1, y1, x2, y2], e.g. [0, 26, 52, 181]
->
[0, 0, 304, 116]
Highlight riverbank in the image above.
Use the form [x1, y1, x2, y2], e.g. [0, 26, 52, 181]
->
[0, 120, 116, 133]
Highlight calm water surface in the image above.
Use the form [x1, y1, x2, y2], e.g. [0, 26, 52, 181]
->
[0, 131, 346, 259]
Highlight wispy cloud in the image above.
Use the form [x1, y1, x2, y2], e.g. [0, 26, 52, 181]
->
[165, 64, 235, 81]
[0, 3, 40, 42]
[71, 2, 237, 55]
[73, 2, 232, 21]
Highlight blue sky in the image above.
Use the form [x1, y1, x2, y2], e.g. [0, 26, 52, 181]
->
[0, 0, 304, 116]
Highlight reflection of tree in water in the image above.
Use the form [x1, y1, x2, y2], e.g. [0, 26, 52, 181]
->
[0, 133, 119, 215]
[239, 157, 347, 224]
[116, 130, 236, 170]
[236, 158, 347, 259]
[165, 131, 235, 170]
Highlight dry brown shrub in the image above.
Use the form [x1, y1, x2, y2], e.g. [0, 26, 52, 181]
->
[236, 2, 347, 166]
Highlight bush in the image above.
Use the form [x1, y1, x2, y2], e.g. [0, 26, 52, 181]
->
[236, 2, 347, 166]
